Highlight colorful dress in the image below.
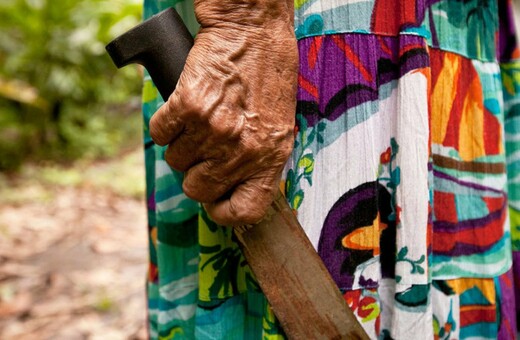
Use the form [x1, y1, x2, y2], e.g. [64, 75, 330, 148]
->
[142, 0, 520, 338]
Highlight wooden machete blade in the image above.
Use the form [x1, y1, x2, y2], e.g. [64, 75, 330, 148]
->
[234, 191, 369, 339]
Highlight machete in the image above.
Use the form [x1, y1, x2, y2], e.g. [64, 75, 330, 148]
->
[106, 8, 368, 339]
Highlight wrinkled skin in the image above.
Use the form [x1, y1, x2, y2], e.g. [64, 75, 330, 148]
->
[149, 0, 298, 226]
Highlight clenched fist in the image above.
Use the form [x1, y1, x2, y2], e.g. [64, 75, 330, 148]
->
[149, 0, 298, 226]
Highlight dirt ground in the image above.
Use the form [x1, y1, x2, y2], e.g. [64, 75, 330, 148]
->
[0, 149, 149, 339]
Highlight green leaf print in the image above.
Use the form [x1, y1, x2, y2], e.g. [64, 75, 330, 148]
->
[298, 154, 315, 174]
[439, 0, 497, 60]
[293, 190, 304, 210]
[397, 246, 408, 259]
[285, 169, 295, 197]
[391, 168, 400, 186]
[396, 247, 426, 276]
[285, 115, 323, 210]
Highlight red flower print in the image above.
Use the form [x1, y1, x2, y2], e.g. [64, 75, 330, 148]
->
[380, 147, 391, 164]
[395, 205, 402, 225]
[357, 296, 377, 319]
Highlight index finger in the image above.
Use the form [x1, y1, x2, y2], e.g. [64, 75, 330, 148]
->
[149, 92, 185, 146]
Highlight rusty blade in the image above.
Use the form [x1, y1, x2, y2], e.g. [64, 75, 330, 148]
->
[234, 192, 369, 339]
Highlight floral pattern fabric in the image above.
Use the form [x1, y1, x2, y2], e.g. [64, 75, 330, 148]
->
[142, 0, 520, 338]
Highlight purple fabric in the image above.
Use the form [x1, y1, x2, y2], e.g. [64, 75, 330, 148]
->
[514, 251, 520, 313]
[498, 0, 518, 62]
[317, 182, 397, 289]
[297, 34, 429, 127]
[497, 267, 518, 339]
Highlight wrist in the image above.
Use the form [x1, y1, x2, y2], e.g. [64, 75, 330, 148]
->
[194, 0, 292, 28]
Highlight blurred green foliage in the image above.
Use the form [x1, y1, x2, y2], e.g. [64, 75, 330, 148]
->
[0, 0, 143, 171]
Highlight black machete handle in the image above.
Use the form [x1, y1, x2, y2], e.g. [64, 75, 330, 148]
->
[106, 8, 193, 101]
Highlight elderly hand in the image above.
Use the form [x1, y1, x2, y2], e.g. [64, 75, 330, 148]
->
[149, 0, 298, 226]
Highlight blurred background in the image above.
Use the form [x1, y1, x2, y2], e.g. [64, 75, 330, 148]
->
[0, 0, 148, 338]
[2, 0, 520, 339]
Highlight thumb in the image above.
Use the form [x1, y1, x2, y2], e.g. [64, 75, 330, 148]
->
[203, 180, 277, 227]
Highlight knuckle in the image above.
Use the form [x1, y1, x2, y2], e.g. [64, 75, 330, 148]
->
[198, 159, 213, 173]
[183, 164, 221, 203]
[231, 196, 267, 225]
[245, 210, 265, 224]
[183, 182, 218, 203]
[150, 117, 171, 146]
[239, 206, 266, 225]
[164, 147, 188, 172]
[210, 110, 244, 140]
[150, 95, 184, 146]
[149, 114, 166, 145]
[210, 122, 233, 139]
[182, 179, 201, 202]
[179, 91, 207, 121]
[205, 208, 228, 227]
[239, 139, 258, 157]
[227, 199, 241, 220]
